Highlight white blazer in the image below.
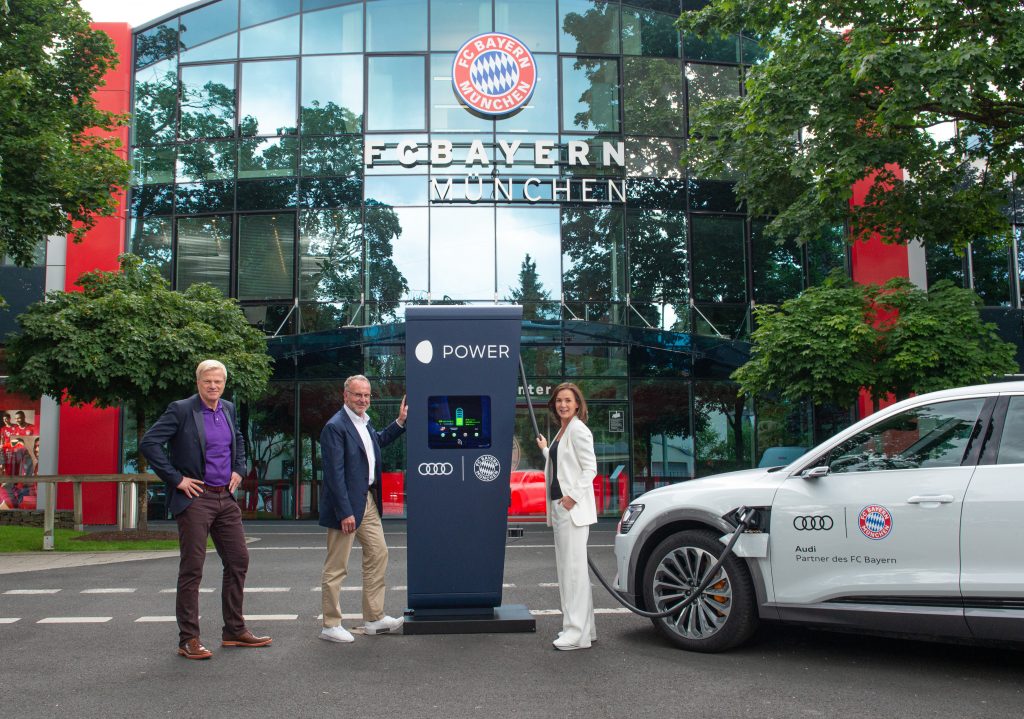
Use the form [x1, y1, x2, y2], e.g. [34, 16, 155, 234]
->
[542, 416, 598, 528]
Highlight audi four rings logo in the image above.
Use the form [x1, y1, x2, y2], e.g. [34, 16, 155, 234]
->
[418, 462, 454, 476]
[793, 515, 834, 531]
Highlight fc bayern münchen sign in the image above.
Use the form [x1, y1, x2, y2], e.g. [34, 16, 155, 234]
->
[452, 33, 537, 117]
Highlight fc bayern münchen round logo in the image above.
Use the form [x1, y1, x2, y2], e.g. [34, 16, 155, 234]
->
[858, 504, 893, 540]
[452, 32, 537, 117]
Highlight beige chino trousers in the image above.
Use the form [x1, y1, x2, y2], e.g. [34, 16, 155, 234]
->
[321, 494, 389, 627]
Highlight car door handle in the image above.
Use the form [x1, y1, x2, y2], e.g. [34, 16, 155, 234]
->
[907, 495, 955, 504]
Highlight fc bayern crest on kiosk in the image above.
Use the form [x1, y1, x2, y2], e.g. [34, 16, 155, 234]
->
[452, 32, 537, 116]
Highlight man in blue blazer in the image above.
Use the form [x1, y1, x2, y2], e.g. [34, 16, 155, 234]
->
[319, 374, 407, 643]
[141, 359, 271, 660]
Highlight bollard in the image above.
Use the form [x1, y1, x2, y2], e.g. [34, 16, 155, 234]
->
[43, 484, 56, 551]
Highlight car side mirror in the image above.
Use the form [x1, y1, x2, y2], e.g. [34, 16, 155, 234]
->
[802, 466, 830, 480]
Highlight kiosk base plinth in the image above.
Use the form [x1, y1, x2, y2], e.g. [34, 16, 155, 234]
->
[402, 604, 536, 635]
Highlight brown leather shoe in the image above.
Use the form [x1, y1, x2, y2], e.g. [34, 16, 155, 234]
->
[221, 629, 272, 648]
[177, 638, 212, 660]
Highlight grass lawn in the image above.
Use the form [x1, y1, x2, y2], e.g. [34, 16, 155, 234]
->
[0, 526, 202, 552]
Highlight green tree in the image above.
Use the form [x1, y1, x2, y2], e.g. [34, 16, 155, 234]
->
[5, 254, 273, 527]
[504, 253, 552, 320]
[733, 271, 1018, 412]
[0, 0, 130, 272]
[680, 1, 1024, 253]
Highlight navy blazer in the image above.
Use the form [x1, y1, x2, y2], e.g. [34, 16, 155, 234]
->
[318, 408, 405, 530]
[140, 394, 247, 517]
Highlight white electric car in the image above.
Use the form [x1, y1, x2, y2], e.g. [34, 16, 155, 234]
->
[613, 381, 1024, 652]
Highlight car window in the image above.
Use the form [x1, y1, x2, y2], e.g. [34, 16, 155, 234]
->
[997, 396, 1024, 465]
[814, 398, 986, 473]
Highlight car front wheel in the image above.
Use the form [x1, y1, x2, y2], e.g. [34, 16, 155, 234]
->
[642, 529, 758, 652]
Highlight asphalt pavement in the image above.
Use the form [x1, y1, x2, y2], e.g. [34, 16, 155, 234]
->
[0, 520, 1021, 719]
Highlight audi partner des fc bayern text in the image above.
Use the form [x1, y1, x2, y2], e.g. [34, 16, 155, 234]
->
[613, 381, 1024, 652]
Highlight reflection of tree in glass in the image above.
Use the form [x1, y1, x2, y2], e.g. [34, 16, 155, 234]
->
[239, 385, 294, 494]
[562, 4, 621, 132]
[694, 382, 751, 473]
[561, 207, 623, 322]
[561, 2, 618, 54]
[180, 78, 235, 140]
[631, 381, 693, 483]
[134, 25, 179, 71]
[623, 57, 683, 139]
[504, 254, 552, 320]
[133, 66, 178, 146]
[300, 206, 408, 324]
[130, 218, 172, 280]
[301, 100, 362, 136]
[627, 210, 689, 328]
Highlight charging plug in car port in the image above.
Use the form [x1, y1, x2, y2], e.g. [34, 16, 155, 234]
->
[726, 506, 769, 532]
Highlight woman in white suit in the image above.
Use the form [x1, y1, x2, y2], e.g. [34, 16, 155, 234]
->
[536, 382, 598, 650]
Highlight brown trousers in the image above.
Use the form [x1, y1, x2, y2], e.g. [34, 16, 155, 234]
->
[321, 494, 389, 627]
[175, 490, 249, 645]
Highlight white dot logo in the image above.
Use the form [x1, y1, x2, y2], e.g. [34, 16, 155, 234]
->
[414, 340, 433, 364]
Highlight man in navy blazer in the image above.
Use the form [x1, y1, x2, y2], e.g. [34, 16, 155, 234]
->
[141, 359, 271, 659]
[319, 374, 407, 643]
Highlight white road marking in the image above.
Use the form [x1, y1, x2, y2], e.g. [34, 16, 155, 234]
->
[242, 614, 298, 621]
[530, 609, 562, 615]
[309, 587, 362, 592]
[594, 608, 631, 614]
[539, 582, 559, 587]
[160, 588, 214, 593]
[4, 589, 61, 595]
[316, 613, 363, 620]
[37, 617, 112, 624]
[0, 618, 20, 624]
[81, 588, 136, 594]
[244, 587, 290, 593]
[135, 616, 178, 623]
[245, 545, 614, 550]
[502, 583, 516, 588]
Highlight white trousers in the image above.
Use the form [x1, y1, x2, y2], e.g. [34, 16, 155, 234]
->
[552, 503, 596, 647]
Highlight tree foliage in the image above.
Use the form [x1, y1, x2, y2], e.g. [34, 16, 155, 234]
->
[0, 0, 130, 267]
[680, 1, 1024, 253]
[733, 271, 1019, 411]
[5, 254, 273, 473]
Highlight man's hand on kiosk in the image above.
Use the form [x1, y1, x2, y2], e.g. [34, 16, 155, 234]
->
[340, 515, 356, 534]
[397, 395, 408, 427]
[179, 477, 205, 498]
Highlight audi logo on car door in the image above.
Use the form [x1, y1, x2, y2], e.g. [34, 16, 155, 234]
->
[418, 462, 454, 476]
[793, 515, 834, 531]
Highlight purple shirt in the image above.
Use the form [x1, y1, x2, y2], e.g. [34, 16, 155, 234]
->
[201, 403, 233, 487]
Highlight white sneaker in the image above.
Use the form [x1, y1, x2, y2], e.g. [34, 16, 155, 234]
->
[319, 625, 354, 643]
[363, 615, 404, 635]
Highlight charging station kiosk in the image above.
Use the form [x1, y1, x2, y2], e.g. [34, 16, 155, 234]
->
[403, 305, 535, 634]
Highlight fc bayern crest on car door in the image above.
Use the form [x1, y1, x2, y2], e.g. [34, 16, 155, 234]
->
[452, 32, 537, 117]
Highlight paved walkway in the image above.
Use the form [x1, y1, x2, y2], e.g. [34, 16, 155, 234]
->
[0, 550, 179, 575]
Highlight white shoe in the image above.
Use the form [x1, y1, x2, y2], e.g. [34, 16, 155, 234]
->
[320, 625, 354, 643]
[363, 615, 404, 635]
[553, 636, 590, 651]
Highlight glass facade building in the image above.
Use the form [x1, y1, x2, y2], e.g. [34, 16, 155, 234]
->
[127, 0, 852, 519]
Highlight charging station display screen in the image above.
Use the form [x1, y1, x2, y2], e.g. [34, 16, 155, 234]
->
[428, 395, 491, 449]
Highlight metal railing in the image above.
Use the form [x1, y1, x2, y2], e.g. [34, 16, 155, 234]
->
[8, 474, 158, 550]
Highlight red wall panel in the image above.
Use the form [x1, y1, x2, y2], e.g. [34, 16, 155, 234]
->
[56, 23, 133, 524]
[849, 166, 911, 417]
